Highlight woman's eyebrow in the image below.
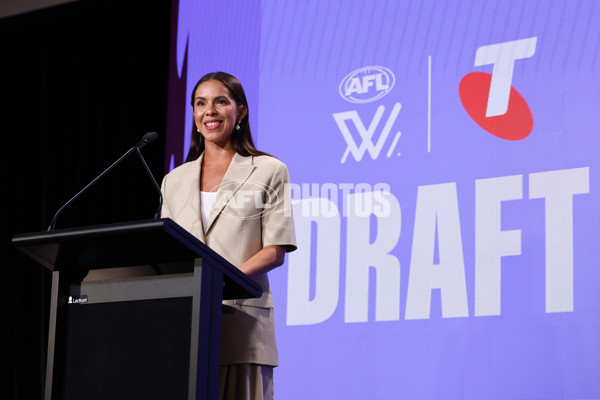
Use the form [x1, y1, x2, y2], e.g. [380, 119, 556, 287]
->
[195, 95, 228, 101]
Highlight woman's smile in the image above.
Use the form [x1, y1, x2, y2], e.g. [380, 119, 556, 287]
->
[204, 119, 223, 130]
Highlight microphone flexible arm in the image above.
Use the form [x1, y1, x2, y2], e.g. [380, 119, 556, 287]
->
[134, 146, 164, 219]
[47, 132, 159, 231]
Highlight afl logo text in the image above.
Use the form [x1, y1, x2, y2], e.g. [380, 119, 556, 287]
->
[339, 66, 395, 104]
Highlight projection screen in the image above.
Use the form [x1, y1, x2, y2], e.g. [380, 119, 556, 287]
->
[166, 1, 600, 398]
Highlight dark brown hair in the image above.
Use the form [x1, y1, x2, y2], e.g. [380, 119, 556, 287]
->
[185, 72, 270, 162]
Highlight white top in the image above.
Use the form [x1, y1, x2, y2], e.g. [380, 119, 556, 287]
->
[200, 191, 218, 233]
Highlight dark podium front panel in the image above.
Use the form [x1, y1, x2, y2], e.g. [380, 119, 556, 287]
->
[12, 219, 262, 400]
[61, 297, 192, 400]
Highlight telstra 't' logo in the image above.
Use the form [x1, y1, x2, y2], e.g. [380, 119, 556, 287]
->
[459, 37, 537, 140]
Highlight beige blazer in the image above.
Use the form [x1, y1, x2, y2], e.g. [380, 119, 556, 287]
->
[160, 152, 297, 366]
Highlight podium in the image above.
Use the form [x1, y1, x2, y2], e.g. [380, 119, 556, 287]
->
[12, 218, 262, 400]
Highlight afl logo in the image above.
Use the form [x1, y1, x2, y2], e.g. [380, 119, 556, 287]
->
[339, 66, 395, 104]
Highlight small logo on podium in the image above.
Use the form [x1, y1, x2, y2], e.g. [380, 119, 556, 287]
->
[68, 295, 88, 304]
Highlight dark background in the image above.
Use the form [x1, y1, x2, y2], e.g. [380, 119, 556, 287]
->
[0, 1, 174, 398]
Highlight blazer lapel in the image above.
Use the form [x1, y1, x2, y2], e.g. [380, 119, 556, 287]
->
[205, 153, 255, 234]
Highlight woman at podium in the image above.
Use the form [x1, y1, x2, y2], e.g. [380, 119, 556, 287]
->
[160, 71, 297, 400]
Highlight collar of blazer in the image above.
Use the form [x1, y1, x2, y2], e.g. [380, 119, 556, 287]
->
[192, 152, 257, 235]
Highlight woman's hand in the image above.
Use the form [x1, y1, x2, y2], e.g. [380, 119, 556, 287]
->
[238, 245, 286, 279]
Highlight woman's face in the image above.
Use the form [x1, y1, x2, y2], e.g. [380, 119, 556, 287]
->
[193, 79, 245, 147]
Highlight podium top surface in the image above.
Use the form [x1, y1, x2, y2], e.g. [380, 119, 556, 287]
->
[12, 218, 261, 299]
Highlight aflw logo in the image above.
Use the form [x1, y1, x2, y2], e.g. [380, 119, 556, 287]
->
[334, 104, 402, 163]
[335, 66, 400, 163]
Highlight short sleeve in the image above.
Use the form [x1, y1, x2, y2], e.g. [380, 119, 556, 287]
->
[261, 162, 297, 252]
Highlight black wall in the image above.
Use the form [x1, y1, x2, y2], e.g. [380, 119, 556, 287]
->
[0, 1, 172, 398]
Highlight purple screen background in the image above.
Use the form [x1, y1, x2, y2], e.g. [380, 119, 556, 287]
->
[166, 1, 600, 398]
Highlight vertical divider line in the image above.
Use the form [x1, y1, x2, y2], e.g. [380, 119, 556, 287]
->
[428, 55, 432, 153]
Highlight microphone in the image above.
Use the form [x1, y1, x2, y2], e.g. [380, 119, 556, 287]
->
[47, 132, 163, 231]
[136, 131, 159, 149]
